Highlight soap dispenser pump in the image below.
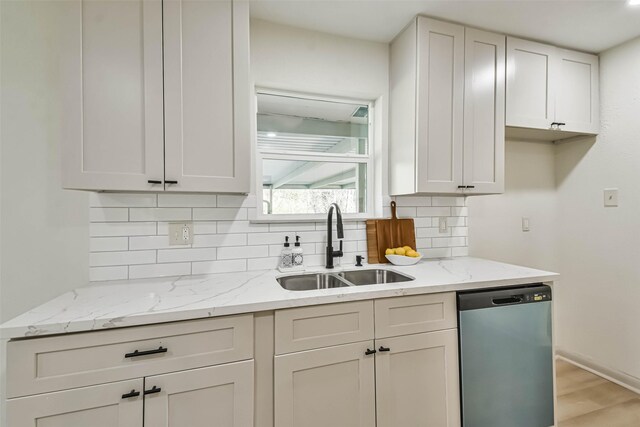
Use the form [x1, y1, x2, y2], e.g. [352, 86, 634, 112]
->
[292, 235, 304, 267]
[279, 236, 293, 270]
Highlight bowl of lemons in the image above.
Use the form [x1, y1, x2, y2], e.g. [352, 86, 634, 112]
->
[385, 246, 423, 266]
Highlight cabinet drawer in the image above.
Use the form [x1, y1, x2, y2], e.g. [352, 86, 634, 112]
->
[275, 301, 374, 355]
[374, 293, 456, 338]
[7, 314, 253, 398]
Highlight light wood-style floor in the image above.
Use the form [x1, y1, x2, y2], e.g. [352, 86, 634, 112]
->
[557, 359, 640, 426]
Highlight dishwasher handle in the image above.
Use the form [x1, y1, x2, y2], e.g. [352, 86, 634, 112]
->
[492, 295, 523, 305]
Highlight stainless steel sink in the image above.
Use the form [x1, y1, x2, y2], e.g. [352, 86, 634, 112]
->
[277, 273, 350, 291]
[277, 269, 414, 290]
[338, 269, 414, 286]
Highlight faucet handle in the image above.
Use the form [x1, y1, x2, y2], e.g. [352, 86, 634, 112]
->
[339, 240, 343, 255]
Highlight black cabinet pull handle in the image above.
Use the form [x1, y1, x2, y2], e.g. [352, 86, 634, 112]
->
[365, 348, 377, 356]
[144, 386, 162, 395]
[121, 389, 140, 399]
[147, 180, 162, 184]
[125, 346, 167, 358]
[457, 185, 466, 189]
[465, 185, 475, 189]
[164, 180, 178, 185]
[378, 346, 391, 352]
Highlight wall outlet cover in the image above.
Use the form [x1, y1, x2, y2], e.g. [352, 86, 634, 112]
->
[439, 217, 448, 233]
[169, 222, 193, 245]
[604, 188, 619, 207]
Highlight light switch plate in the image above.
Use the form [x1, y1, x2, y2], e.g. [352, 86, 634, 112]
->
[169, 222, 193, 245]
[438, 217, 448, 233]
[604, 188, 618, 207]
[522, 217, 530, 232]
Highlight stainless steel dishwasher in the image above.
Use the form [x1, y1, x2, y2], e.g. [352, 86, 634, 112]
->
[458, 284, 554, 427]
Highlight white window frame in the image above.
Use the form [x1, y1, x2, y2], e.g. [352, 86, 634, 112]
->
[254, 88, 375, 222]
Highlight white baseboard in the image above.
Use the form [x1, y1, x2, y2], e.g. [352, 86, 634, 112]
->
[556, 349, 640, 395]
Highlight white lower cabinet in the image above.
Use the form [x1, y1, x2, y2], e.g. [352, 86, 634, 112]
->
[144, 361, 254, 427]
[7, 379, 143, 427]
[274, 341, 377, 427]
[376, 330, 461, 427]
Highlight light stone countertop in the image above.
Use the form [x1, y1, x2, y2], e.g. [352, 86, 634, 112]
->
[0, 257, 558, 339]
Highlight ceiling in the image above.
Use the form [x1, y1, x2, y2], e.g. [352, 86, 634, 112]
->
[249, 0, 640, 53]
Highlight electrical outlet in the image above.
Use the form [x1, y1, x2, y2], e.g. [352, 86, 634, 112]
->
[604, 188, 618, 207]
[169, 222, 193, 245]
[522, 217, 530, 232]
[439, 217, 448, 233]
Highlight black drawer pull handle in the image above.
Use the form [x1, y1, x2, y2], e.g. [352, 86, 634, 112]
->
[164, 180, 178, 185]
[457, 185, 466, 189]
[365, 348, 377, 356]
[147, 180, 162, 184]
[465, 185, 475, 189]
[122, 389, 140, 399]
[144, 386, 162, 395]
[125, 346, 167, 358]
[379, 346, 391, 352]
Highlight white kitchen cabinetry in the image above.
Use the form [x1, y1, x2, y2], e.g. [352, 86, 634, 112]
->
[390, 18, 505, 195]
[274, 342, 377, 427]
[62, 0, 250, 193]
[463, 28, 506, 194]
[5, 315, 255, 427]
[163, 0, 250, 193]
[376, 330, 461, 427]
[144, 361, 254, 427]
[7, 379, 143, 427]
[273, 293, 460, 427]
[506, 37, 599, 137]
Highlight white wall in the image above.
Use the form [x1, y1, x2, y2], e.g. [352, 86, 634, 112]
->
[554, 36, 640, 386]
[467, 140, 559, 272]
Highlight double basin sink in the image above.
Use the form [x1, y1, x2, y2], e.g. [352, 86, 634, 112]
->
[277, 269, 414, 291]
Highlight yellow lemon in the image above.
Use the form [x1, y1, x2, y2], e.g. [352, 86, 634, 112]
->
[395, 247, 406, 256]
[385, 248, 395, 255]
[406, 249, 418, 257]
[403, 246, 412, 252]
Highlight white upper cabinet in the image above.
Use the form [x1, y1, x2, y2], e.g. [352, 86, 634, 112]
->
[62, 0, 250, 193]
[390, 17, 465, 195]
[507, 36, 599, 136]
[163, 0, 250, 193]
[62, 0, 165, 192]
[506, 37, 557, 130]
[556, 49, 599, 134]
[390, 18, 505, 195]
[463, 28, 506, 194]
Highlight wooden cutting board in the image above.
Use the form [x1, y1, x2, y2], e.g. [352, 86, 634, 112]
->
[366, 201, 416, 264]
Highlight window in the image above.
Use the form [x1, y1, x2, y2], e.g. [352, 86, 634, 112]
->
[256, 91, 373, 220]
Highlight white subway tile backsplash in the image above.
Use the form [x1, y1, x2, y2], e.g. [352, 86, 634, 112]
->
[90, 250, 156, 267]
[91, 222, 156, 237]
[89, 194, 468, 280]
[90, 208, 128, 222]
[158, 194, 216, 207]
[193, 207, 247, 221]
[90, 237, 129, 252]
[90, 266, 129, 282]
[157, 248, 217, 263]
[192, 259, 247, 275]
[217, 245, 268, 260]
[90, 193, 157, 208]
[129, 208, 192, 222]
[129, 263, 191, 279]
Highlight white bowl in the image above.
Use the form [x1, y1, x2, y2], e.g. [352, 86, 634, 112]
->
[385, 254, 423, 266]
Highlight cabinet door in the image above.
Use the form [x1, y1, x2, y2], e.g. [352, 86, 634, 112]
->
[62, 0, 165, 191]
[274, 342, 376, 427]
[556, 49, 599, 134]
[163, 0, 250, 193]
[415, 17, 465, 193]
[463, 29, 505, 194]
[144, 361, 254, 427]
[506, 37, 557, 130]
[7, 379, 142, 427]
[376, 330, 460, 427]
